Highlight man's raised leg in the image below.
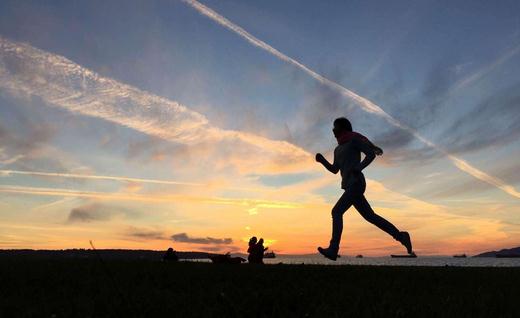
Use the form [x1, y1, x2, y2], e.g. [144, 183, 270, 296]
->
[353, 195, 413, 254]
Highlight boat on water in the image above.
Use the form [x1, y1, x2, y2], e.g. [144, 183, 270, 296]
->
[391, 253, 417, 258]
[264, 251, 276, 258]
[355, 254, 363, 258]
[453, 254, 467, 258]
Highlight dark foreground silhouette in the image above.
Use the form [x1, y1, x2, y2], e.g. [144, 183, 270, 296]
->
[474, 246, 520, 258]
[1, 254, 518, 317]
[162, 247, 178, 262]
[316, 117, 414, 260]
[209, 252, 246, 264]
[248, 236, 269, 264]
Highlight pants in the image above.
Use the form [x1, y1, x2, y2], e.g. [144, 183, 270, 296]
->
[329, 180, 400, 250]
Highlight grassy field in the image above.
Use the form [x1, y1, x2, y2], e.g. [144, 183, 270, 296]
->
[1, 257, 519, 317]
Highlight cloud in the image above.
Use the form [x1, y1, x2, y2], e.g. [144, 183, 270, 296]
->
[496, 162, 520, 185]
[171, 232, 232, 245]
[420, 56, 462, 111]
[66, 202, 136, 223]
[373, 127, 415, 151]
[441, 83, 520, 154]
[0, 37, 312, 175]
[67, 203, 112, 223]
[384, 82, 520, 167]
[385, 49, 520, 162]
[0, 96, 89, 174]
[181, 0, 520, 199]
[0, 184, 303, 212]
[2, 30, 518, 198]
[418, 44, 520, 113]
[198, 245, 240, 253]
[0, 151, 24, 165]
[0, 121, 55, 165]
[126, 227, 166, 240]
[418, 158, 520, 200]
[0, 169, 203, 187]
[290, 76, 357, 150]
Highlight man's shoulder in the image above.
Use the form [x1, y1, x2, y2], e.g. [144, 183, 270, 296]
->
[351, 135, 370, 148]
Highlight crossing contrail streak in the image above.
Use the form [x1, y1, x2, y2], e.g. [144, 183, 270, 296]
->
[0, 169, 204, 186]
[0, 169, 276, 193]
[182, 0, 520, 199]
[0, 184, 302, 210]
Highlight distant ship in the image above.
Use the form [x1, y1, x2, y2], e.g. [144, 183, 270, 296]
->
[264, 251, 276, 258]
[391, 253, 417, 258]
[355, 254, 363, 258]
[453, 254, 467, 258]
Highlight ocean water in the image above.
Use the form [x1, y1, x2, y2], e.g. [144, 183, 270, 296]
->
[259, 255, 520, 267]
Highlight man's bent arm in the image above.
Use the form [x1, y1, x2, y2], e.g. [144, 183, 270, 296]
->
[322, 159, 340, 174]
[354, 139, 376, 171]
[316, 153, 339, 174]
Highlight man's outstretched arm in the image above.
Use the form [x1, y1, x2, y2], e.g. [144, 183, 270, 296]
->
[316, 153, 339, 174]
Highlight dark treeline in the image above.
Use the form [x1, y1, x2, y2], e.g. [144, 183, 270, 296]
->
[0, 249, 217, 260]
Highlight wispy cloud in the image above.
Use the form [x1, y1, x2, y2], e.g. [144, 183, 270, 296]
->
[67, 202, 136, 223]
[171, 232, 232, 244]
[31, 197, 78, 212]
[453, 44, 520, 92]
[126, 227, 166, 241]
[0, 120, 55, 166]
[181, 0, 520, 199]
[0, 184, 303, 211]
[0, 36, 312, 175]
[0, 169, 203, 187]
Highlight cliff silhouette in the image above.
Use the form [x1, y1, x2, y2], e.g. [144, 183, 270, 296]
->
[474, 246, 520, 257]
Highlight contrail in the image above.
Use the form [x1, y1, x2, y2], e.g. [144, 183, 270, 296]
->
[0, 184, 302, 210]
[0, 169, 274, 193]
[0, 169, 204, 186]
[182, 0, 520, 199]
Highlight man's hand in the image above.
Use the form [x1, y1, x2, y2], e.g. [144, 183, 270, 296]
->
[315, 153, 325, 163]
[316, 152, 339, 174]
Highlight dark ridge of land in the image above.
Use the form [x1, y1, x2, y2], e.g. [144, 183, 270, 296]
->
[0, 248, 214, 260]
[1, 256, 519, 318]
[474, 246, 520, 257]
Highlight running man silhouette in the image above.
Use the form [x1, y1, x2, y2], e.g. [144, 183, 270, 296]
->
[316, 117, 414, 260]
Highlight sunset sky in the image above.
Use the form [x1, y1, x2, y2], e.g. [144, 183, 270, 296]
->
[1, 0, 519, 256]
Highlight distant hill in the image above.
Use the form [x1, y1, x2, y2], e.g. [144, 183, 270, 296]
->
[474, 246, 520, 257]
[0, 249, 219, 260]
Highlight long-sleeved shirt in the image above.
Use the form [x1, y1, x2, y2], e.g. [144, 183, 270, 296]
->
[333, 137, 375, 190]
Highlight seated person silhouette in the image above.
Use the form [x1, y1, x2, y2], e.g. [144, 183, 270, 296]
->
[316, 117, 414, 260]
[209, 252, 246, 264]
[162, 247, 179, 262]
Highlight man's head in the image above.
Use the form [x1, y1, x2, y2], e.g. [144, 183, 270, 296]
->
[333, 117, 352, 137]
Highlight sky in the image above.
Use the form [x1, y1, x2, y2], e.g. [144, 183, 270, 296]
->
[0, 0, 519, 256]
